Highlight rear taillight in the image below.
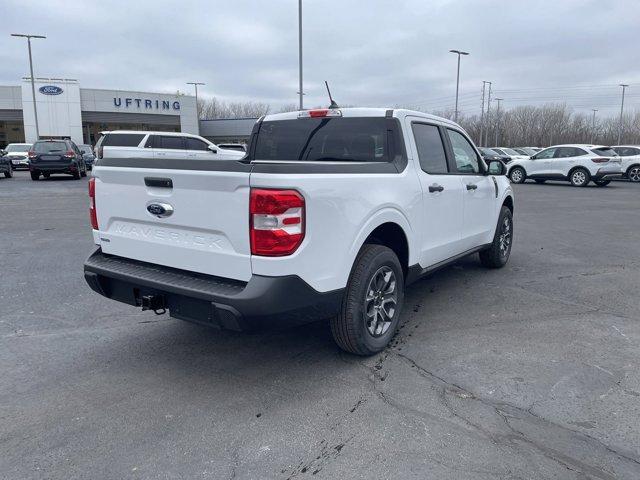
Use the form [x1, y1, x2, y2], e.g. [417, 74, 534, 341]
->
[591, 157, 609, 163]
[89, 177, 98, 230]
[28, 150, 36, 159]
[64, 150, 75, 158]
[250, 188, 305, 256]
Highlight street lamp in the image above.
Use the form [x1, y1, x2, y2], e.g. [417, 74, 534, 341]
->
[618, 84, 629, 145]
[298, 0, 304, 110]
[449, 49, 469, 122]
[186, 81, 205, 121]
[591, 109, 598, 144]
[11, 33, 46, 140]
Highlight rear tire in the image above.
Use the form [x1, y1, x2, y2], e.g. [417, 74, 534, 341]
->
[4, 168, 12, 178]
[479, 206, 513, 269]
[509, 167, 526, 184]
[330, 244, 404, 356]
[593, 180, 610, 187]
[72, 168, 81, 180]
[80, 164, 87, 177]
[627, 165, 640, 183]
[30, 172, 39, 181]
[570, 168, 590, 187]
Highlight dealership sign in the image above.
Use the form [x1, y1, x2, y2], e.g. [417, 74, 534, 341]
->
[39, 85, 63, 95]
[113, 97, 180, 111]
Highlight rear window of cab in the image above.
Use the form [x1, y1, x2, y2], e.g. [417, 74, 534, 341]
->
[254, 117, 390, 162]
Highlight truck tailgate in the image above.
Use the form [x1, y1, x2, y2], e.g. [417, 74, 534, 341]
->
[93, 162, 252, 282]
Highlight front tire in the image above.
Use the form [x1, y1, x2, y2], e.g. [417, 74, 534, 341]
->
[331, 244, 404, 356]
[509, 167, 526, 184]
[627, 165, 640, 183]
[479, 206, 513, 268]
[4, 168, 12, 178]
[30, 171, 39, 181]
[80, 163, 87, 177]
[570, 168, 590, 187]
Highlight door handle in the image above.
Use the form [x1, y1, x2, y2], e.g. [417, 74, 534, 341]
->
[466, 183, 478, 190]
[429, 184, 444, 193]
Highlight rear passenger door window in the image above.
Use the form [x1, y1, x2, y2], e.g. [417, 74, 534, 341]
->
[446, 129, 480, 174]
[411, 123, 448, 174]
[151, 135, 186, 158]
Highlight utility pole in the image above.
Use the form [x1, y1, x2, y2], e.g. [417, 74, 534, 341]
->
[494, 98, 503, 147]
[449, 50, 469, 122]
[11, 33, 46, 141]
[590, 109, 598, 144]
[484, 82, 492, 146]
[297, 0, 304, 110]
[479, 81, 489, 146]
[186, 82, 205, 131]
[618, 84, 628, 145]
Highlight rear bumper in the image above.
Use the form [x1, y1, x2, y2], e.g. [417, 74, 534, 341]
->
[30, 162, 76, 174]
[593, 169, 623, 181]
[83, 249, 343, 331]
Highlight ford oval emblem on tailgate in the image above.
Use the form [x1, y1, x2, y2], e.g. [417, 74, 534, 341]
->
[146, 202, 174, 218]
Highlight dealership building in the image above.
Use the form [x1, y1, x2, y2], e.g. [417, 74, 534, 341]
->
[0, 77, 199, 148]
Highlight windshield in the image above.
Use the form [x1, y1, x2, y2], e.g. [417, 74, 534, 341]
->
[518, 148, 536, 155]
[6, 144, 32, 152]
[34, 142, 67, 153]
[501, 148, 521, 156]
[479, 148, 497, 156]
[591, 147, 618, 157]
[254, 117, 389, 162]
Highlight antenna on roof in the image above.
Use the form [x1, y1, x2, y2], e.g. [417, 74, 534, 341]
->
[325, 81, 339, 109]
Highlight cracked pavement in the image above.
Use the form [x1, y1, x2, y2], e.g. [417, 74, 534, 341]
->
[1, 172, 640, 479]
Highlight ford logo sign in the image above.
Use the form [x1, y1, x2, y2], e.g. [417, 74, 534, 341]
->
[39, 85, 63, 95]
[146, 202, 174, 218]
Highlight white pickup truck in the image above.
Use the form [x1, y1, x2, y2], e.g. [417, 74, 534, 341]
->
[84, 108, 514, 355]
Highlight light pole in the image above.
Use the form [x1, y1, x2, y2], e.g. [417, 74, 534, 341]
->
[494, 98, 503, 147]
[298, 0, 304, 110]
[591, 109, 598, 144]
[11, 33, 46, 140]
[479, 81, 490, 146]
[484, 82, 492, 146]
[618, 84, 629, 145]
[449, 50, 469, 122]
[186, 82, 205, 122]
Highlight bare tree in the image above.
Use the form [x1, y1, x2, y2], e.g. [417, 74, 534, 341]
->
[199, 97, 271, 119]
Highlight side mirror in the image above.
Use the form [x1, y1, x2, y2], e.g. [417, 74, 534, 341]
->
[529, 155, 535, 160]
[80, 150, 86, 154]
[208, 145, 217, 154]
[487, 160, 505, 176]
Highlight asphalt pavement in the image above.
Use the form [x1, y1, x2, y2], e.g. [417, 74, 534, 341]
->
[1, 171, 639, 479]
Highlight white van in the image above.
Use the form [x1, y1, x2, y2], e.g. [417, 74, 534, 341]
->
[94, 131, 246, 162]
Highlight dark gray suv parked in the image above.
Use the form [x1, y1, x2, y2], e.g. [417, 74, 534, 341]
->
[29, 139, 88, 180]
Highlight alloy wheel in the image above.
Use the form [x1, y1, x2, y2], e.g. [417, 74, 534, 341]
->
[364, 266, 397, 337]
[572, 170, 587, 186]
[629, 167, 640, 183]
[499, 216, 512, 257]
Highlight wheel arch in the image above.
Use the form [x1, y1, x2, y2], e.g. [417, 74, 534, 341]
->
[626, 163, 640, 175]
[348, 209, 415, 282]
[363, 222, 410, 278]
[502, 195, 514, 214]
[508, 164, 526, 178]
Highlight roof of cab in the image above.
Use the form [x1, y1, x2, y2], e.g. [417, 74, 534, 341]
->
[262, 107, 460, 128]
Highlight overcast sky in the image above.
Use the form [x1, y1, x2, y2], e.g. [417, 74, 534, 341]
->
[2, 0, 639, 116]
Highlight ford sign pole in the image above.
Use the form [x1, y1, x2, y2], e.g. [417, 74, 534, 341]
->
[11, 33, 46, 140]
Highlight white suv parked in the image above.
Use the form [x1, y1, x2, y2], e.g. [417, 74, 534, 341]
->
[507, 144, 622, 187]
[94, 131, 245, 162]
[612, 146, 640, 183]
[84, 108, 514, 355]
